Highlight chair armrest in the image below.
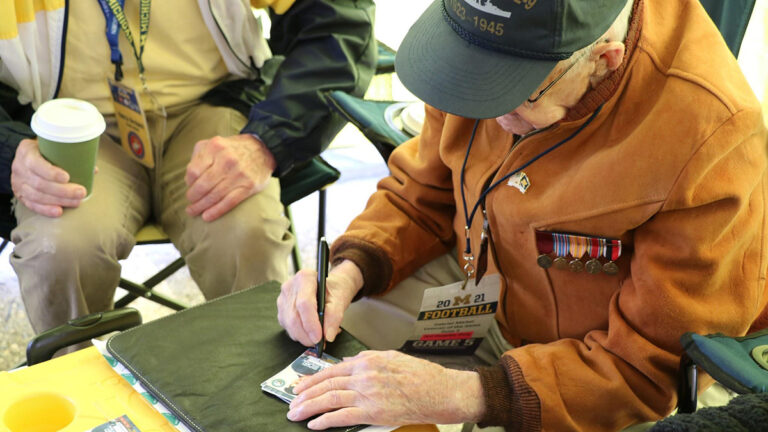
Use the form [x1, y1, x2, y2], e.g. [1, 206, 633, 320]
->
[26, 308, 142, 366]
[280, 156, 340, 206]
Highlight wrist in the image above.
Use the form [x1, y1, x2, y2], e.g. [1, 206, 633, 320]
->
[453, 370, 486, 424]
[244, 133, 276, 174]
[330, 240, 393, 298]
[331, 259, 364, 297]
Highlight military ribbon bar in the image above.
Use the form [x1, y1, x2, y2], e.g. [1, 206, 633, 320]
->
[553, 233, 568, 257]
[568, 235, 589, 259]
[604, 239, 622, 261]
[535, 230, 623, 275]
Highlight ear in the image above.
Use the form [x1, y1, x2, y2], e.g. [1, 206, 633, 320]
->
[590, 41, 625, 82]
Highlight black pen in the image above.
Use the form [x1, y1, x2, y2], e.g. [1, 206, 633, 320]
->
[315, 237, 329, 358]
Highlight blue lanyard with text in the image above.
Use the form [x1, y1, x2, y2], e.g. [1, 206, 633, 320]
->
[459, 105, 603, 280]
[97, 0, 151, 81]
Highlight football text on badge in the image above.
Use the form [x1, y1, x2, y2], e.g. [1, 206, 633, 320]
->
[419, 302, 497, 320]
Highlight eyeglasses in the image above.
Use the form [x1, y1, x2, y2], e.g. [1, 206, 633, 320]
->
[526, 52, 586, 105]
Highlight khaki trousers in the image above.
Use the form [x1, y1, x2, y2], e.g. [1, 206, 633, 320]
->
[11, 103, 293, 333]
[340, 254, 735, 431]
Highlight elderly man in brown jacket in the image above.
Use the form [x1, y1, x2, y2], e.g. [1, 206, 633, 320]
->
[277, 0, 768, 430]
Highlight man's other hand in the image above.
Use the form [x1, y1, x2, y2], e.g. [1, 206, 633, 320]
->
[11, 138, 88, 217]
[287, 350, 486, 429]
[185, 134, 276, 222]
[277, 260, 365, 348]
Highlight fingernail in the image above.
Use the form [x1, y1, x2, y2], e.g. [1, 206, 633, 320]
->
[287, 409, 297, 420]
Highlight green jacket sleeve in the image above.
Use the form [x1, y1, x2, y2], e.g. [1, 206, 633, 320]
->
[242, 0, 377, 177]
[0, 81, 35, 195]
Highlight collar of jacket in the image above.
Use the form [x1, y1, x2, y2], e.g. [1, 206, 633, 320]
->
[562, 0, 644, 123]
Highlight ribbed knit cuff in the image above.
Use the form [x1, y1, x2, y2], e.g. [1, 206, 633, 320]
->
[476, 356, 541, 431]
[330, 236, 393, 300]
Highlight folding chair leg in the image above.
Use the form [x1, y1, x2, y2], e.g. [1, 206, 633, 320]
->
[318, 188, 327, 242]
[677, 353, 698, 413]
[285, 187, 328, 273]
[115, 257, 187, 310]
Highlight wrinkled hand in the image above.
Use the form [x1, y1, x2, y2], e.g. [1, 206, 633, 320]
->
[277, 260, 364, 347]
[11, 138, 88, 217]
[185, 134, 276, 222]
[287, 350, 486, 429]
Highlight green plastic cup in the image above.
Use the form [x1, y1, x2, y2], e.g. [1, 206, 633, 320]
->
[31, 98, 106, 198]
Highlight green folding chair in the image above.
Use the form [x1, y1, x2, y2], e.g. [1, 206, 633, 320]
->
[323, 90, 412, 162]
[375, 40, 396, 74]
[699, 0, 756, 57]
[324, 40, 421, 162]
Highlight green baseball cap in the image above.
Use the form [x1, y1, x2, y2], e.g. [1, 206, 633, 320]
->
[395, 0, 629, 119]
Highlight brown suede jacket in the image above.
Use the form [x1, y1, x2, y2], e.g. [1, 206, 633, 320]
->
[332, 0, 768, 430]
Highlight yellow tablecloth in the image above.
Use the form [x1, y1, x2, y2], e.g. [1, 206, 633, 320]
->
[0, 346, 437, 432]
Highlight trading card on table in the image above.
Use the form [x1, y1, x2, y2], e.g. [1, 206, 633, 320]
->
[261, 349, 340, 403]
[87, 415, 141, 432]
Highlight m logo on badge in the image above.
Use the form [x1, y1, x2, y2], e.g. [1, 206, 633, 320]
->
[454, 294, 471, 306]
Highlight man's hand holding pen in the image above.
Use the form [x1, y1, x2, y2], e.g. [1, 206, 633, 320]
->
[277, 253, 364, 349]
[277, 243, 487, 429]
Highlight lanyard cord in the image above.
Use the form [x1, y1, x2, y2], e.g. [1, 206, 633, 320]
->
[460, 105, 604, 256]
[97, 0, 125, 80]
[98, 0, 152, 80]
[459, 120, 481, 253]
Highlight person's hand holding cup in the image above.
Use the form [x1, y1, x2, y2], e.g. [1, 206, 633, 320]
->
[13, 98, 105, 217]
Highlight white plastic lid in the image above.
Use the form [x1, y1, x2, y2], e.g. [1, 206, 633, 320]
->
[31, 98, 106, 143]
[401, 101, 426, 136]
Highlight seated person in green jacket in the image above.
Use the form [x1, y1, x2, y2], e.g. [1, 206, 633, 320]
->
[0, 0, 375, 334]
[277, 0, 768, 430]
